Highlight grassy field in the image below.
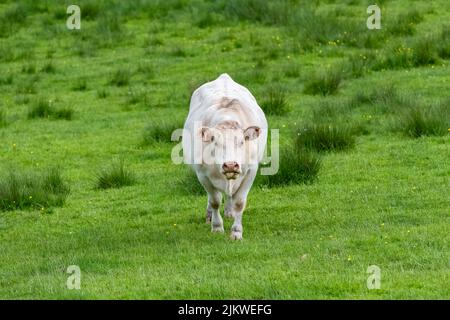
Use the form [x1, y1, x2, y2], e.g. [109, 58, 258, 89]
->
[0, 0, 449, 299]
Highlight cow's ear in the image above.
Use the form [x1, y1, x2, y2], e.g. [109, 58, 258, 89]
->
[200, 127, 214, 142]
[244, 126, 261, 141]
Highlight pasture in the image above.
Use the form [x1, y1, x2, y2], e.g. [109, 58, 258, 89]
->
[0, 0, 449, 299]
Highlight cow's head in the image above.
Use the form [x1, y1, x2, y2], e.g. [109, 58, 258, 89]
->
[200, 121, 261, 180]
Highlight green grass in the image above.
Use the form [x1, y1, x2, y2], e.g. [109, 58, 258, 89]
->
[0, 0, 449, 299]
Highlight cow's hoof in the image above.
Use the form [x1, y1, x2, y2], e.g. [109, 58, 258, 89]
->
[230, 231, 243, 240]
[224, 209, 234, 219]
[211, 224, 224, 233]
[206, 216, 211, 224]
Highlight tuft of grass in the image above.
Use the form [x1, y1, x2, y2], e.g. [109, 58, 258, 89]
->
[0, 3, 28, 38]
[353, 84, 399, 109]
[0, 167, 70, 211]
[126, 87, 148, 105]
[169, 46, 187, 57]
[53, 108, 74, 120]
[72, 78, 87, 91]
[97, 88, 109, 99]
[81, 2, 103, 20]
[21, 63, 36, 74]
[0, 73, 13, 85]
[312, 98, 355, 122]
[304, 68, 342, 96]
[28, 99, 73, 120]
[41, 60, 56, 73]
[110, 68, 131, 87]
[242, 63, 267, 84]
[412, 37, 439, 67]
[96, 161, 137, 189]
[353, 85, 418, 115]
[393, 101, 450, 138]
[0, 45, 15, 62]
[295, 123, 356, 152]
[176, 168, 204, 195]
[312, 99, 370, 136]
[376, 46, 413, 70]
[28, 99, 53, 119]
[16, 77, 37, 94]
[359, 31, 387, 49]
[136, 62, 155, 78]
[437, 25, 450, 59]
[144, 35, 164, 47]
[95, 14, 124, 47]
[195, 11, 223, 29]
[374, 34, 441, 71]
[258, 146, 321, 186]
[292, 6, 351, 47]
[260, 86, 290, 116]
[14, 94, 30, 105]
[282, 63, 301, 78]
[387, 9, 423, 36]
[344, 52, 376, 78]
[73, 42, 97, 57]
[223, 0, 290, 25]
[142, 120, 184, 145]
[0, 109, 7, 127]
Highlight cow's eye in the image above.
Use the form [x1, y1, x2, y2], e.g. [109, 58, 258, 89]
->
[210, 136, 214, 142]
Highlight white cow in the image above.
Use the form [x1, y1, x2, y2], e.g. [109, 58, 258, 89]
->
[182, 73, 268, 240]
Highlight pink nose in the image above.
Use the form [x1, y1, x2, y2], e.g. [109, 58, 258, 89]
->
[222, 161, 239, 172]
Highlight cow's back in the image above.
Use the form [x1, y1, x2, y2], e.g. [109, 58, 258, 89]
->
[183, 74, 268, 164]
[189, 73, 256, 114]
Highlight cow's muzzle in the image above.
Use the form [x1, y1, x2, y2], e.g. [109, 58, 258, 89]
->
[222, 161, 240, 180]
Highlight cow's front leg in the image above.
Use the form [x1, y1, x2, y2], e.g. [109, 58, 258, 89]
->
[229, 168, 257, 240]
[230, 198, 246, 240]
[208, 190, 223, 232]
[224, 195, 234, 219]
[196, 171, 223, 229]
